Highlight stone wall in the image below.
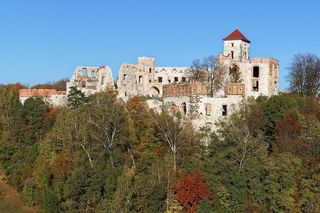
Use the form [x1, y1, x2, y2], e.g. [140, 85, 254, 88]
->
[163, 82, 207, 97]
[224, 83, 245, 96]
[118, 57, 189, 99]
[66, 66, 114, 96]
[19, 89, 66, 106]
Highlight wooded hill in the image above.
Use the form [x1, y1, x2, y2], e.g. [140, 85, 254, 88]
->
[0, 53, 320, 212]
[0, 84, 319, 213]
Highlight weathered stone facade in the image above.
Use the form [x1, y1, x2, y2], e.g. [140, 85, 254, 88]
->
[66, 65, 114, 96]
[19, 89, 66, 106]
[163, 82, 207, 97]
[158, 29, 279, 128]
[19, 66, 114, 107]
[117, 57, 189, 99]
[19, 29, 279, 129]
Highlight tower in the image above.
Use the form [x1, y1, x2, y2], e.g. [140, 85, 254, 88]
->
[223, 29, 251, 62]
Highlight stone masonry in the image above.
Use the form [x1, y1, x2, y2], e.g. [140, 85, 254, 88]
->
[19, 29, 279, 129]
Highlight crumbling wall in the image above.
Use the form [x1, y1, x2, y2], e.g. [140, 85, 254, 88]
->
[117, 57, 189, 99]
[225, 83, 245, 96]
[163, 82, 207, 98]
[19, 89, 66, 106]
[67, 66, 114, 96]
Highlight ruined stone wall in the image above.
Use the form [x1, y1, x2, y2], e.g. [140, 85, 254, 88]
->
[66, 66, 114, 96]
[216, 55, 279, 99]
[163, 95, 243, 129]
[224, 83, 245, 96]
[163, 82, 207, 98]
[117, 57, 189, 99]
[19, 89, 67, 106]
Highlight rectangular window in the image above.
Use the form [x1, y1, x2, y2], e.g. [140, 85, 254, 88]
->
[222, 105, 227, 116]
[205, 103, 212, 116]
[123, 74, 127, 80]
[231, 43, 234, 47]
[174, 77, 179, 82]
[139, 76, 143, 84]
[182, 77, 186, 82]
[253, 66, 260, 77]
[158, 77, 163, 83]
[231, 51, 234, 59]
[149, 68, 152, 73]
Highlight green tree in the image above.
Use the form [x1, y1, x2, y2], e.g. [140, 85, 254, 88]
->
[88, 89, 129, 168]
[198, 200, 214, 213]
[264, 153, 301, 212]
[67, 86, 88, 109]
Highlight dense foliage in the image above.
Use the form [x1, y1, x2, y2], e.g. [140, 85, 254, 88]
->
[32, 79, 68, 91]
[0, 84, 320, 212]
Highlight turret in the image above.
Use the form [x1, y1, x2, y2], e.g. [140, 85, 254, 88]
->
[223, 29, 250, 62]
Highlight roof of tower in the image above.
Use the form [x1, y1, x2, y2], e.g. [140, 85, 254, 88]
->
[223, 29, 251, 43]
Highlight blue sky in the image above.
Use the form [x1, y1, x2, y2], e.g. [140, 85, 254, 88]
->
[1, 0, 319, 91]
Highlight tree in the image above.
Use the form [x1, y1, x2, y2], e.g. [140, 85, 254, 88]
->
[187, 59, 207, 82]
[173, 171, 211, 212]
[188, 56, 226, 96]
[151, 105, 184, 172]
[67, 86, 88, 109]
[217, 99, 267, 172]
[22, 97, 51, 142]
[264, 153, 301, 212]
[88, 89, 128, 168]
[198, 200, 214, 213]
[202, 55, 226, 97]
[32, 79, 68, 91]
[125, 97, 155, 168]
[260, 94, 298, 139]
[274, 113, 307, 156]
[288, 53, 320, 97]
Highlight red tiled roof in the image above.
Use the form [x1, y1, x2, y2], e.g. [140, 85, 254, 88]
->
[223, 29, 251, 43]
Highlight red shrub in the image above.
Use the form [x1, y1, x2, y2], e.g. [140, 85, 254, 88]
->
[174, 171, 211, 212]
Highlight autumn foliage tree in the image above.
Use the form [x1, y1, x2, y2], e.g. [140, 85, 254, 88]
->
[173, 171, 212, 212]
[274, 113, 307, 155]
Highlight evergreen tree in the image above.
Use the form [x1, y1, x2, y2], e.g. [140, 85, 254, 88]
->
[67, 86, 88, 109]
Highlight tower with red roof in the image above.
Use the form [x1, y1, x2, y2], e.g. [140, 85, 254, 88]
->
[223, 29, 251, 62]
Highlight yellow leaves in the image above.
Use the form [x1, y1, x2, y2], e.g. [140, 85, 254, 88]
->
[165, 194, 183, 213]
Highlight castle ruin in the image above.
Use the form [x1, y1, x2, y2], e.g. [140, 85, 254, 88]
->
[19, 29, 279, 129]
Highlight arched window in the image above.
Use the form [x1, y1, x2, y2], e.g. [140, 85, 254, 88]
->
[91, 70, 96, 77]
[82, 68, 87, 76]
[149, 86, 160, 97]
[229, 65, 240, 82]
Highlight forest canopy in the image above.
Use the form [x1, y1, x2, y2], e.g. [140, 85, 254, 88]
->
[0, 84, 319, 212]
[0, 53, 320, 212]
